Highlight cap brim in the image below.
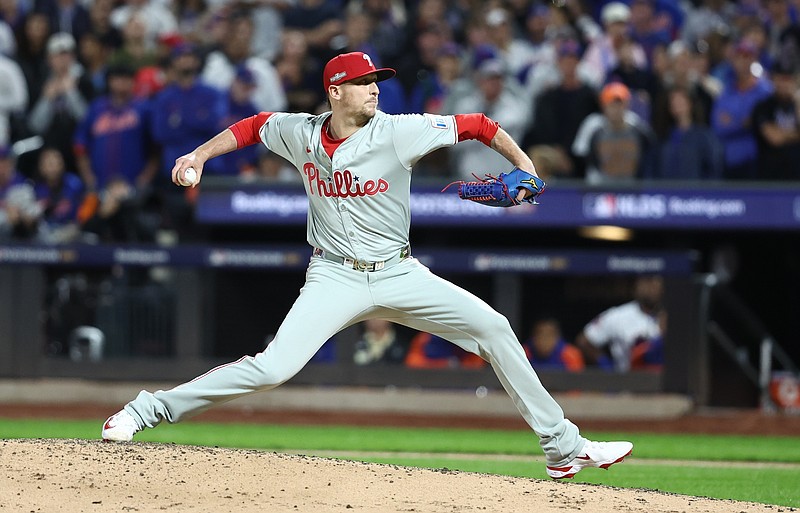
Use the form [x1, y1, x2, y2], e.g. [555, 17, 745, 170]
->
[375, 68, 396, 82]
[342, 68, 396, 85]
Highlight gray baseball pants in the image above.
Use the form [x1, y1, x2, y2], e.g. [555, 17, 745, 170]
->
[124, 257, 586, 465]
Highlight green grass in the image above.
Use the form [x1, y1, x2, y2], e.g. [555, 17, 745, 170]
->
[350, 456, 800, 508]
[2, 418, 799, 507]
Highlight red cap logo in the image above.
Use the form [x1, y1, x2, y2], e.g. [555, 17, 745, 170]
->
[323, 52, 396, 88]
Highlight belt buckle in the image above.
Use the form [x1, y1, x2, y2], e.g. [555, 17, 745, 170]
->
[354, 260, 372, 272]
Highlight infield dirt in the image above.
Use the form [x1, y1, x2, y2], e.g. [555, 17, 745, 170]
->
[0, 439, 791, 513]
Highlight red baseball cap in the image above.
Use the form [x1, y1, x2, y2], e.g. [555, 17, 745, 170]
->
[323, 52, 395, 88]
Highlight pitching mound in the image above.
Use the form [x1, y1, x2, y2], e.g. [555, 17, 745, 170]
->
[0, 439, 782, 512]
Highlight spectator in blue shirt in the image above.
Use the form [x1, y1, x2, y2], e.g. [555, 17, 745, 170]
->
[151, 44, 225, 185]
[74, 62, 156, 192]
[653, 86, 723, 180]
[150, 44, 223, 237]
[217, 65, 260, 178]
[710, 39, 774, 179]
[34, 146, 84, 242]
[753, 61, 800, 181]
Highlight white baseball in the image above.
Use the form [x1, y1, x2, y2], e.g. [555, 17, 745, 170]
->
[181, 167, 197, 187]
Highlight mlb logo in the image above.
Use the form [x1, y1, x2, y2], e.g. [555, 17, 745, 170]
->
[583, 193, 617, 219]
[425, 114, 449, 130]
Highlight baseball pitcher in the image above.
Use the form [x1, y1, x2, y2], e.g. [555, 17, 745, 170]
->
[102, 52, 632, 479]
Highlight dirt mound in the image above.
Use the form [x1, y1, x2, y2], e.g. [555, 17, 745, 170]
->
[0, 439, 784, 512]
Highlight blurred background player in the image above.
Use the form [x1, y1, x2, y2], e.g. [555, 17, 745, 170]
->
[575, 274, 666, 372]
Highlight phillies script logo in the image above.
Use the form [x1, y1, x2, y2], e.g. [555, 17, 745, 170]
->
[303, 163, 389, 198]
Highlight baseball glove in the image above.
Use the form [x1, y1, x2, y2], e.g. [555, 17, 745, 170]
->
[442, 167, 546, 207]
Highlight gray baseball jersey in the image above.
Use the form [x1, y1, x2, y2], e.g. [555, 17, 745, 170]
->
[262, 110, 456, 261]
[123, 109, 586, 466]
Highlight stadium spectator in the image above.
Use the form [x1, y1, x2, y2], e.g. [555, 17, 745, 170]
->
[0, 0, 27, 34]
[109, 15, 160, 73]
[109, 0, 177, 51]
[0, 183, 40, 239]
[517, 3, 557, 89]
[405, 331, 485, 369]
[395, 22, 451, 98]
[28, 32, 91, 173]
[763, 0, 800, 72]
[0, 147, 40, 241]
[524, 38, 599, 179]
[282, 0, 343, 60]
[572, 82, 656, 183]
[87, 0, 123, 49]
[15, 12, 50, 112]
[484, 7, 538, 80]
[73, 62, 156, 192]
[408, 41, 463, 116]
[652, 86, 723, 180]
[0, 145, 20, 183]
[353, 319, 409, 366]
[33, 0, 91, 43]
[77, 31, 113, 100]
[405, 43, 464, 178]
[33, 146, 83, 243]
[447, 58, 529, 180]
[0, 42, 27, 146]
[628, 0, 672, 63]
[606, 36, 661, 121]
[200, 12, 287, 114]
[411, 0, 456, 35]
[652, 41, 718, 135]
[582, 2, 647, 89]
[0, 19, 14, 56]
[547, 0, 602, 48]
[575, 274, 666, 373]
[522, 318, 584, 372]
[217, 65, 260, 177]
[753, 61, 800, 181]
[711, 39, 773, 180]
[336, 11, 380, 67]
[0, 146, 24, 234]
[347, 0, 407, 63]
[151, 43, 222, 236]
[247, 1, 291, 63]
[81, 175, 156, 242]
[331, 12, 405, 114]
[152, 44, 224, 180]
[274, 29, 324, 114]
[680, 0, 738, 48]
[172, 0, 215, 49]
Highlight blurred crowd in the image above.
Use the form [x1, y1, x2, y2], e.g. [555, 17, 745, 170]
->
[2, 0, 800, 245]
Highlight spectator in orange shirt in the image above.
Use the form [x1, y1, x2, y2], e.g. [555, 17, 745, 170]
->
[405, 331, 485, 369]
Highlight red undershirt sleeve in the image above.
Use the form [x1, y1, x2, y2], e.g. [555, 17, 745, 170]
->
[454, 113, 500, 146]
[228, 112, 273, 148]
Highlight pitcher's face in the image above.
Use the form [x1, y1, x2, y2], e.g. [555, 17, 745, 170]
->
[331, 73, 380, 123]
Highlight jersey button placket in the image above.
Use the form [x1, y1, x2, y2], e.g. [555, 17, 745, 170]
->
[340, 204, 363, 258]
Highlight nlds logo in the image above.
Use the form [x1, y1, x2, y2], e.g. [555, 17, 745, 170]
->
[583, 193, 667, 219]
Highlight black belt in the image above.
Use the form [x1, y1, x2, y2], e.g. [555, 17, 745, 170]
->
[312, 244, 410, 272]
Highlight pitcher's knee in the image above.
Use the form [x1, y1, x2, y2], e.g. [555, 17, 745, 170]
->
[473, 311, 514, 339]
[251, 353, 300, 388]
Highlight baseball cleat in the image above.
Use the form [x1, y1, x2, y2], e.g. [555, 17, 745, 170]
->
[546, 440, 633, 480]
[101, 410, 141, 442]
